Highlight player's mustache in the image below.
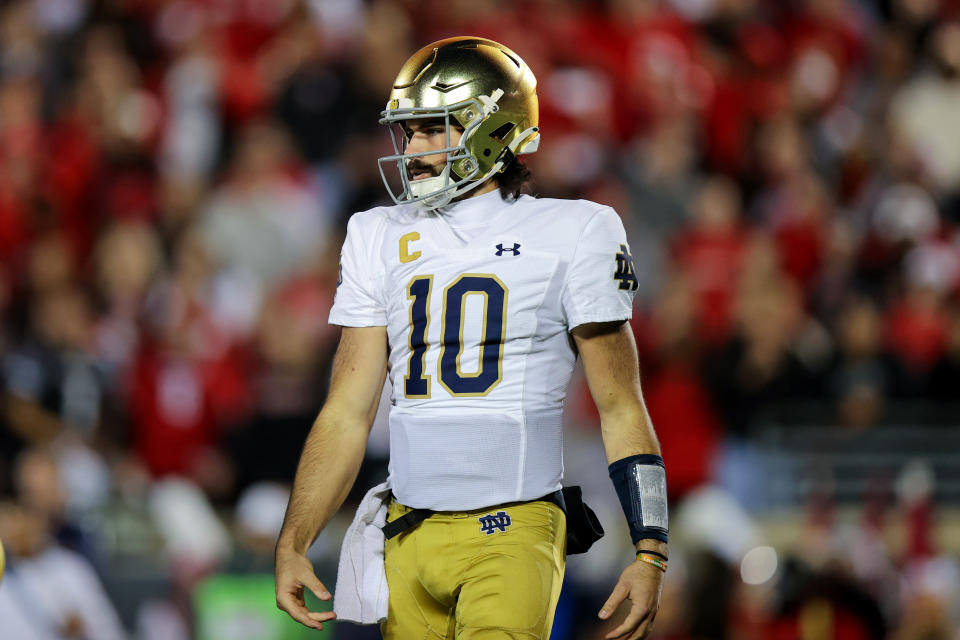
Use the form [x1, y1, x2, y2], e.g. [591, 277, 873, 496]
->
[406, 159, 440, 180]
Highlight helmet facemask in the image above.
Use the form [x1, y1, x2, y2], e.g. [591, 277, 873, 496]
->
[378, 93, 505, 210]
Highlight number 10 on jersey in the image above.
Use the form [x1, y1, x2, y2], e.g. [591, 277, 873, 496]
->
[405, 274, 508, 398]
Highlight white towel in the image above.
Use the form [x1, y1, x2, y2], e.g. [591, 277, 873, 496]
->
[332, 481, 392, 624]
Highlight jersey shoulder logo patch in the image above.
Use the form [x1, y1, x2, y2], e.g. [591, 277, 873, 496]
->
[478, 511, 512, 534]
[614, 244, 638, 291]
[495, 243, 521, 256]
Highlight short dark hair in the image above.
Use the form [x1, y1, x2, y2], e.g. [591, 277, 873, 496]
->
[496, 158, 533, 200]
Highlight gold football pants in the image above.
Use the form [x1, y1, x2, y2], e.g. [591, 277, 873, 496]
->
[381, 498, 566, 640]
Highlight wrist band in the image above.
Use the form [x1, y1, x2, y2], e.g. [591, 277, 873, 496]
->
[636, 549, 668, 562]
[637, 553, 667, 572]
[608, 454, 669, 544]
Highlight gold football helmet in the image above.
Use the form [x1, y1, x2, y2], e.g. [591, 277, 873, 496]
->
[378, 37, 540, 209]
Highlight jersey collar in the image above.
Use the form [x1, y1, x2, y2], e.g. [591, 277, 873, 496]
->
[433, 188, 511, 229]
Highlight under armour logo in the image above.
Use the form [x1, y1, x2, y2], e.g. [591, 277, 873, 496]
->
[614, 244, 639, 291]
[495, 243, 521, 256]
[478, 511, 512, 535]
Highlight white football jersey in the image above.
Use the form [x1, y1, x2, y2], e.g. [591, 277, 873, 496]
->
[330, 189, 638, 510]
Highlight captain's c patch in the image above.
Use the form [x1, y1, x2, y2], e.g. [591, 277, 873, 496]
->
[400, 231, 422, 263]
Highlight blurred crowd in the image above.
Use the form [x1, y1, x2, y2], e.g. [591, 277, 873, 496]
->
[1, 0, 960, 638]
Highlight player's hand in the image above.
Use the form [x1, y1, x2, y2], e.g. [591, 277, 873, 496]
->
[275, 545, 336, 630]
[597, 559, 664, 640]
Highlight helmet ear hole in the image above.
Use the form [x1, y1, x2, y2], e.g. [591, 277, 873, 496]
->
[483, 149, 491, 156]
[489, 122, 515, 142]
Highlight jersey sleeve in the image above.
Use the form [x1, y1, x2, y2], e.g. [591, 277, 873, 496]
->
[329, 213, 387, 327]
[561, 205, 637, 329]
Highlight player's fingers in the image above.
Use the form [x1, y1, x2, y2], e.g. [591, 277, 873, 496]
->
[276, 593, 323, 630]
[275, 589, 303, 614]
[303, 574, 332, 601]
[283, 605, 323, 630]
[628, 608, 659, 640]
[598, 580, 631, 620]
[605, 602, 650, 640]
[308, 611, 337, 623]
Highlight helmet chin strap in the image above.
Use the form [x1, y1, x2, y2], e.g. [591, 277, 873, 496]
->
[409, 163, 455, 209]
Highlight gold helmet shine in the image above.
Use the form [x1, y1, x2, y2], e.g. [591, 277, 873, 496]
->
[378, 37, 540, 209]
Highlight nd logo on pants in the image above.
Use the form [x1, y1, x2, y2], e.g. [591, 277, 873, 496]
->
[382, 498, 567, 639]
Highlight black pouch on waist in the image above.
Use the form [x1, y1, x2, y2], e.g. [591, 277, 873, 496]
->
[558, 486, 604, 555]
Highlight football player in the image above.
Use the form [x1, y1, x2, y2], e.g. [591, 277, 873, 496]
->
[275, 37, 668, 640]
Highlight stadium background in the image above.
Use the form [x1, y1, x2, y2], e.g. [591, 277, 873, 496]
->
[1, 0, 959, 637]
